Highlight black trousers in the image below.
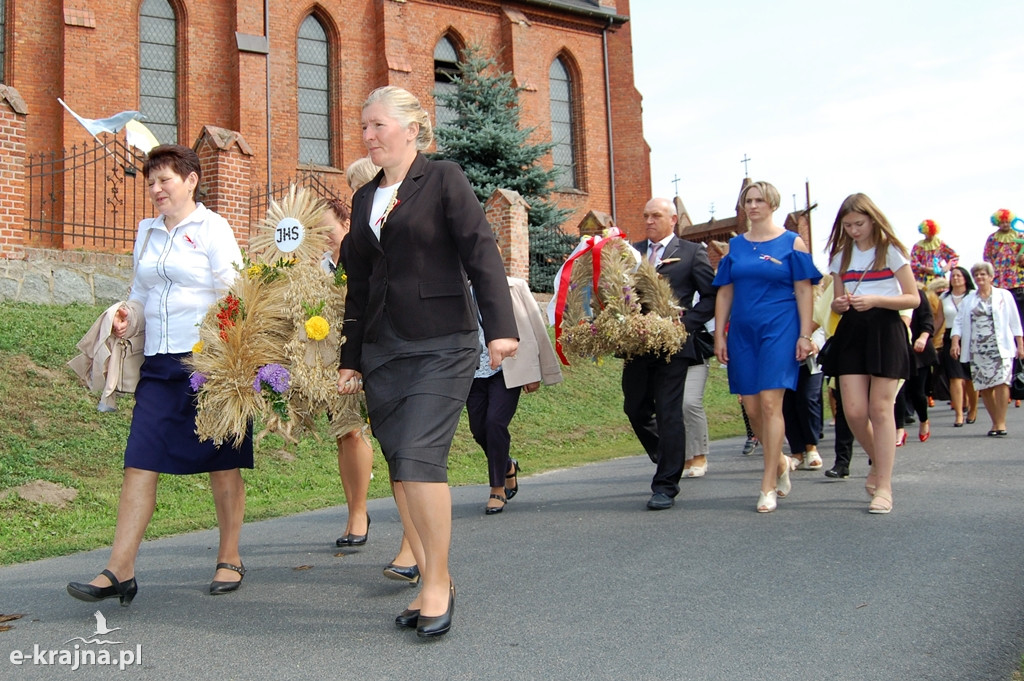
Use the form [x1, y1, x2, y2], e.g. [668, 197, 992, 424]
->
[622, 352, 689, 498]
[466, 373, 522, 489]
[831, 383, 855, 469]
[783, 366, 824, 454]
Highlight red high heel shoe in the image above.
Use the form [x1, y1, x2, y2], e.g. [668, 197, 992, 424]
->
[896, 431, 908, 447]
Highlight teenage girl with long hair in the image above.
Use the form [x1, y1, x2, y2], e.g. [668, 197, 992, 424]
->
[821, 194, 919, 514]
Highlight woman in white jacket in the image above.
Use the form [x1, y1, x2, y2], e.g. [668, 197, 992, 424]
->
[950, 262, 1024, 436]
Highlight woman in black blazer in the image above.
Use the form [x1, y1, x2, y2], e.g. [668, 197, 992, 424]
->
[338, 86, 517, 638]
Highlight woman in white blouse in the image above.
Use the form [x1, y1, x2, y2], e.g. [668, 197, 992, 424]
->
[950, 262, 1024, 436]
[67, 145, 249, 606]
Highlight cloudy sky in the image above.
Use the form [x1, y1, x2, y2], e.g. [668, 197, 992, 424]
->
[629, 0, 1024, 271]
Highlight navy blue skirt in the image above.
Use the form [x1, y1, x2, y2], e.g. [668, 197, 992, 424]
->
[124, 353, 254, 474]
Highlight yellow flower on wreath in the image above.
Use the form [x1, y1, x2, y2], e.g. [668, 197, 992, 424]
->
[247, 263, 264, 279]
[305, 315, 330, 341]
[192, 340, 204, 354]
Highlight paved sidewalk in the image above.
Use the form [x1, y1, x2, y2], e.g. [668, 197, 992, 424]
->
[2, 406, 1024, 680]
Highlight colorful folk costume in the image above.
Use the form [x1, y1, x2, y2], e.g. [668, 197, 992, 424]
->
[983, 208, 1024, 323]
[909, 219, 958, 284]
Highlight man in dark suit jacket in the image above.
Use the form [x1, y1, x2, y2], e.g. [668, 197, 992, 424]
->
[623, 197, 717, 509]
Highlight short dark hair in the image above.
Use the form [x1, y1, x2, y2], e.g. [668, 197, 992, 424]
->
[323, 197, 350, 222]
[143, 144, 202, 185]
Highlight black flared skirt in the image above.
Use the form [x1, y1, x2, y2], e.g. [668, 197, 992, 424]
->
[822, 308, 911, 380]
[940, 329, 972, 380]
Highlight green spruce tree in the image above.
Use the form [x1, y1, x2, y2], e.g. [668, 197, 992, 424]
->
[432, 45, 576, 292]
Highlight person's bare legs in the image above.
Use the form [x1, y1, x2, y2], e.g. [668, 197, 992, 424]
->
[394, 480, 452, 618]
[390, 535, 415, 568]
[337, 429, 372, 536]
[744, 389, 788, 494]
[839, 375, 877, 486]
[966, 380, 979, 421]
[210, 468, 246, 583]
[90, 467, 158, 587]
[981, 384, 1010, 431]
[865, 376, 900, 502]
[950, 377, 965, 425]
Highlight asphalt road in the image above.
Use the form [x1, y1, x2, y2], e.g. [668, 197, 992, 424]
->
[2, 405, 1024, 680]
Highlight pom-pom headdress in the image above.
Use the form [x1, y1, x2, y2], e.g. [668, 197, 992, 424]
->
[991, 209, 1016, 227]
[917, 219, 939, 239]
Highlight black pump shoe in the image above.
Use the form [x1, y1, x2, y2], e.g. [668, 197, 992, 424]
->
[209, 562, 246, 595]
[336, 516, 370, 547]
[395, 609, 419, 628]
[383, 564, 421, 585]
[416, 583, 455, 638]
[67, 569, 137, 607]
[824, 464, 850, 479]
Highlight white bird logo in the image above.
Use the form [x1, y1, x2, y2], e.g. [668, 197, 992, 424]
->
[92, 610, 120, 636]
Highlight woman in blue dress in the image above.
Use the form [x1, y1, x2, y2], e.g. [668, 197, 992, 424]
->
[713, 181, 821, 513]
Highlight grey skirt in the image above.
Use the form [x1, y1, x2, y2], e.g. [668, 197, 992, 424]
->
[360, 313, 477, 483]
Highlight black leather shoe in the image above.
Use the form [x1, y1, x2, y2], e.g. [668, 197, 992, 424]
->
[395, 609, 419, 628]
[416, 584, 455, 638]
[383, 564, 421, 585]
[336, 516, 371, 547]
[67, 569, 137, 607]
[646, 492, 674, 510]
[209, 562, 245, 595]
[824, 465, 850, 479]
[504, 459, 520, 500]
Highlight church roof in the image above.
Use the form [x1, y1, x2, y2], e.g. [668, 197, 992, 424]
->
[521, 0, 628, 22]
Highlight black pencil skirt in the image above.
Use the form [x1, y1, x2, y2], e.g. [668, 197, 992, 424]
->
[360, 315, 477, 483]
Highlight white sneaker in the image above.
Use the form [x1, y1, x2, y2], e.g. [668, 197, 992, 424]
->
[798, 451, 823, 470]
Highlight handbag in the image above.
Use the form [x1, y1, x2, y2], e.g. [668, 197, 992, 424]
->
[1011, 358, 1024, 401]
[816, 337, 834, 373]
[68, 231, 150, 411]
[692, 328, 715, 360]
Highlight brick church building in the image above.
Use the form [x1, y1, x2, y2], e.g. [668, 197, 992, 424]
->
[0, 0, 650, 277]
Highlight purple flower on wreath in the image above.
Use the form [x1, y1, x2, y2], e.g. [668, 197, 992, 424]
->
[189, 372, 208, 392]
[253, 363, 290, 394]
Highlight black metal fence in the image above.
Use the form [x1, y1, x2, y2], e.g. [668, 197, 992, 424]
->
[248, 168, 348, 230]
[25, 138, 154, 252]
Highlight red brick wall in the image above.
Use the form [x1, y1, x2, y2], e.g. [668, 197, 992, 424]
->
[485, 188, 531, 282]
[194, 126, 254, 249]
[4, 0, 648, 254]
[0, 87, 27, 258]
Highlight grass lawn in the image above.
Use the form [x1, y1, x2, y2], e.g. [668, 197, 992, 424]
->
[0, 301, 744, 565]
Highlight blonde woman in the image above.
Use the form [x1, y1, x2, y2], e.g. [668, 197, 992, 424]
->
[713, 181, 820, 513]
[337, 87, 517, 638]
